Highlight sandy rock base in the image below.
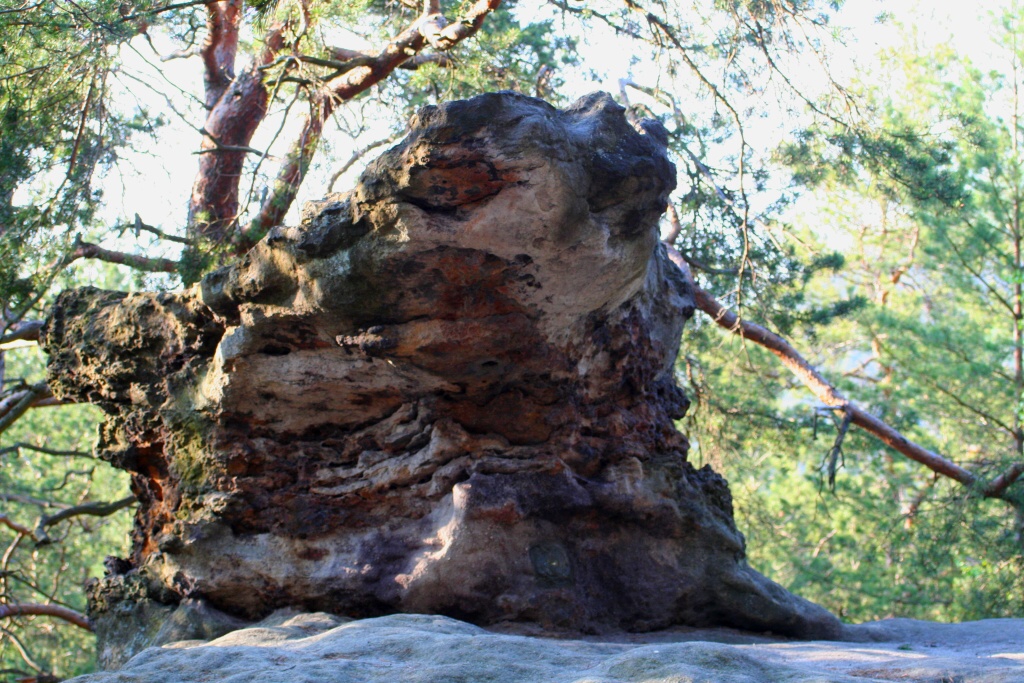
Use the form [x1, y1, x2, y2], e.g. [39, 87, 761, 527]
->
[68, 612, 1024, 683]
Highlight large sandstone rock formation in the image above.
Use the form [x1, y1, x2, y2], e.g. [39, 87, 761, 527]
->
[42, 91, 839, 666]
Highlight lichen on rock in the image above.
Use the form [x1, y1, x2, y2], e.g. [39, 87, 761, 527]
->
[42, 91, 840, 666]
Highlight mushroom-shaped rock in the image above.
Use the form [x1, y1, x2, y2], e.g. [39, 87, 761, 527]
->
[42, 92, 840, 664]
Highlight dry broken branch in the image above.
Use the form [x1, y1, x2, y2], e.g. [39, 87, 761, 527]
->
[68, 239, 179, 273]
[824, 408, 852, 489]
[0, 443, 93, 459]
[121, 214, 193, 246]
[31, 495, 136, 546]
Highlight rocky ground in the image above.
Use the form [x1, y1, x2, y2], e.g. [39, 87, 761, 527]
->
[67, 611, 1024, 682]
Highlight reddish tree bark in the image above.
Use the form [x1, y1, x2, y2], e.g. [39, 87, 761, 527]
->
[187, 1, 284, 244]
[201, 0, 241, 109]
[0, 603, 91, 631]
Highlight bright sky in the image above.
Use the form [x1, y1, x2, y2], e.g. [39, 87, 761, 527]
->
[89, 0, 1011, 276]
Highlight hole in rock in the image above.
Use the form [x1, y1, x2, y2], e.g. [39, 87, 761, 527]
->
[260, 344, 291, 356]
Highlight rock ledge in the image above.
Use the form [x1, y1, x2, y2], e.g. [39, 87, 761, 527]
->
[67, 612, 1024, 683]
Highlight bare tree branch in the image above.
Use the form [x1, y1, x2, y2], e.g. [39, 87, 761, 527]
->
[0, 384, 52, 435]
[121, 214, 192, 245]
[68, 239, 179, 273]
[327, 135, 401, 192]
[119, 0, 209, 23]
[0, 443, 93, 460]
[0, 625, 45, 674]
[329, 47, 458, 73]
[824, 408, 852, 489]
[0, 603, 91, 631]
[902, 473, 939, 527]
[0, 515, 32, 537]
[0, 494, 71, 510]
[160, 46, 202, 62]
[985, 463, 1024, 497]
[663, 201, 683, 244]
[661, 204, 739, 275]
[0, 321, 43, 346]
[536, 64, 554, 99]
[31, 495, 136, 546]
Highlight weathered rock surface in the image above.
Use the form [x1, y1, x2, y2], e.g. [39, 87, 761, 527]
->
[66, 612, 1024, 683]
[42, 91, 839, 666]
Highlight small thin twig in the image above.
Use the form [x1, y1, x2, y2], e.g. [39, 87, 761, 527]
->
[0, 493, 72, 509]
[0, 625, 45, 673]
[0, 443, 93, 460]
[327, 135, 400, 192]
[824, 409, 852, 490]
[197, 128, 278, 160]
[119, 213, 192, 245]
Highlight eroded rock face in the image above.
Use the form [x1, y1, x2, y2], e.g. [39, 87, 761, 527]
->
[42, 92, 839, 655]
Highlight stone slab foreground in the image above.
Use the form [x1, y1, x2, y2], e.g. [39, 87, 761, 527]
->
[67, 612, 1024, 683]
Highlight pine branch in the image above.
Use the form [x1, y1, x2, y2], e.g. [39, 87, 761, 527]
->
[0, 603, 91, 631]
[187, 19, 285, 242]
[667, 247, 1024, 505]
[0, 494, 71, 510]
[0, 515, 32, 537]
[985, 463, 1024, 497]
[200, 0, 241, 110]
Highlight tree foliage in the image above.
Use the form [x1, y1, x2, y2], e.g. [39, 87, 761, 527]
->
[3, 0, 1024, 677]
[691, 3, 1024, 622]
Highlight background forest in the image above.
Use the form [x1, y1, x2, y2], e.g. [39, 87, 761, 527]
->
[1, 0, 1023, 678]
